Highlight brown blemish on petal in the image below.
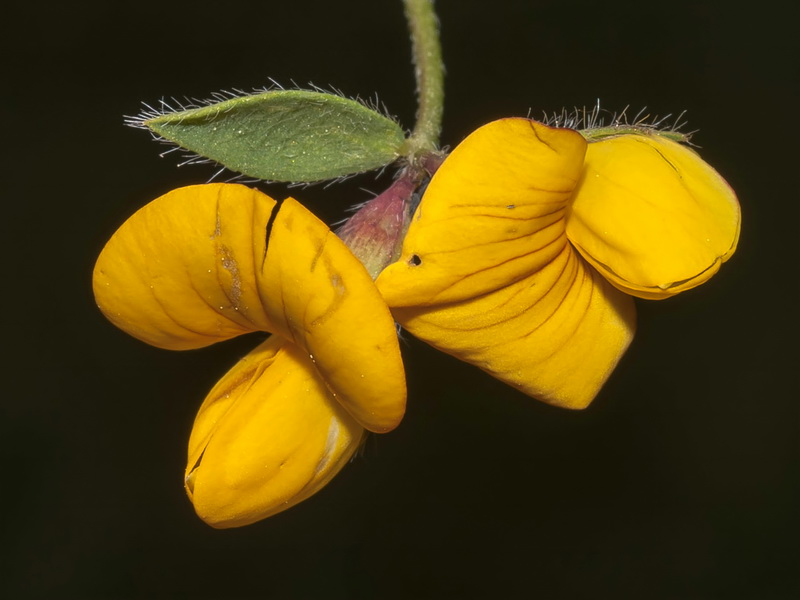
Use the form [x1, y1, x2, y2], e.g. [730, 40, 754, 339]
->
[310, 262, 347, 330]
[218, 245, 242, 310]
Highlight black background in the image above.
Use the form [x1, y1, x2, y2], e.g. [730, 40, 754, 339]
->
[4, 1, 797, 598]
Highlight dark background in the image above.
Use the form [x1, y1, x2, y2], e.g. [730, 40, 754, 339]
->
[4, 1, 797, 598]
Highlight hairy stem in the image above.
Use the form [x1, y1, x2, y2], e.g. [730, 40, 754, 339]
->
[402, 0, 444, 161]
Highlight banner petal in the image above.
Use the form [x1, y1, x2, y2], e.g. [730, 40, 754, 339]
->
[378, 119, 586, 307]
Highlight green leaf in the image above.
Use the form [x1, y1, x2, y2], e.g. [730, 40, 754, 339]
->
[145, 91, 406, 182]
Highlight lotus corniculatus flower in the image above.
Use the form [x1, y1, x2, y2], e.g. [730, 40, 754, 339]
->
[377, 118, 740, 409]
[93, 183, 406, 528]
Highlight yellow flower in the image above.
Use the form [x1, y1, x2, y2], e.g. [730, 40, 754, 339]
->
[93, 183, 406, 528]
[376, 118, 740, 409]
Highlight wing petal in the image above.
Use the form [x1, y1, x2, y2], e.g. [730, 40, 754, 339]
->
[391, 247, 636, 409]
[185, 337, 365, 528]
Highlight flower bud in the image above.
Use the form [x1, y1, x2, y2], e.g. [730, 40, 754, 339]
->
[337, 176, 418, 279]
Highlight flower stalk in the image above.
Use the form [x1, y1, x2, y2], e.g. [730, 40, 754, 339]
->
[401, 0, 445, 162]
[337, 0, 445, 276]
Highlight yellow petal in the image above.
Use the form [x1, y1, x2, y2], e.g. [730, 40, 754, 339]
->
[566, 134, 741, 299]
[94, 183, 406, 432]
[257, 196, 406, 433]
[185, 336, 365, 528]
[93, 183, 276, 349]
[391, 246, 636, 409]
[377, 119, 587, 307]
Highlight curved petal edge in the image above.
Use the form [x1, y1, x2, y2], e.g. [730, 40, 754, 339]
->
[566, 134, 741, 299]
[185, 337, 366, 528]
[391, 247, 636, 409]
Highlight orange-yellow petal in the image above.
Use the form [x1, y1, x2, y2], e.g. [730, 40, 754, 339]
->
[566, 133, 741, 299]
[93, 183, 405, 432]
[93, 183, 276, 349]
[185, 336, 365, 528]
[378, 119, 634, 408]
[391, 246, 635, 409]
[257, 197, 406, 432]
[377, 118, 587, 307]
